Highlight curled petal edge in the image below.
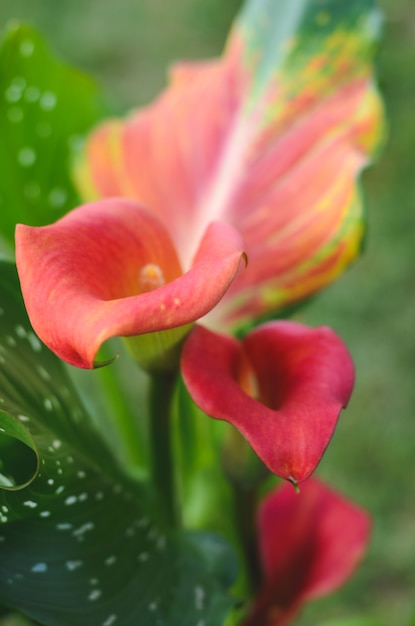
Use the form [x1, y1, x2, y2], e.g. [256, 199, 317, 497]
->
[181, 322, 354, 483]
[15, 199, 247, 369]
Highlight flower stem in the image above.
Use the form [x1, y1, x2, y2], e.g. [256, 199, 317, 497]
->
[97, 364, 145, 469]
[92, 342, 148, 478]
[148, 371, 178, 526]
[232, 482, 262, 592]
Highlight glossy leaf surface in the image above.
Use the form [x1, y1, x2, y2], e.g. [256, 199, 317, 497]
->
[0, 23, 104, 248]
[76, 0, 384, 329]
[0, 262, 236, 626]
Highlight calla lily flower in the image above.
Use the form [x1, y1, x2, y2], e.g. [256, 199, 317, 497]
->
[243, 478, 371, 626]
[181, 322, 354, 483]
[15, 198, 246, 369]
[75, 0, 384, 330]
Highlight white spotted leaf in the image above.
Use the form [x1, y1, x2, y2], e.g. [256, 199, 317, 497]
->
[0, 262, 237, 626]
[0, 23, 105, 248]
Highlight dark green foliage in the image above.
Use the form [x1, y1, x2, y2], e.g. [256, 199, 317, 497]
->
[0, 24, 105, 246]
[0, 263, 236, 626]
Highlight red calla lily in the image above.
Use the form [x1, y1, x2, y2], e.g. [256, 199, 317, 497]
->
[181, 322, 354, 483]
[15, 198, 246, 368]
[243, 478, 371, 626]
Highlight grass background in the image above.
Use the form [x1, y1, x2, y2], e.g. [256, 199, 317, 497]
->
[0, 0, 414, 624]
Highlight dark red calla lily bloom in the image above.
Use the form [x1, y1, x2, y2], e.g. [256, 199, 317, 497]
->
[181, 322, 354, 483]
[15, 198, 246, 368]
[243, 478, 371, 626]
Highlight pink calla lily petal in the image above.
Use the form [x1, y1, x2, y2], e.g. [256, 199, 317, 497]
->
[243, 478, 371, 626]
[181, 322, 354, 482]
[15, 198, 246, 368]
[75, 0, 384, 328]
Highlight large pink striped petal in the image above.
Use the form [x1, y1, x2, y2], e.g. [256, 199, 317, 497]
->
[243, 478, 371, 626]
[15, 199, 246, 368]
[75, 0, 384, 328]
[181, 322, 354, 483]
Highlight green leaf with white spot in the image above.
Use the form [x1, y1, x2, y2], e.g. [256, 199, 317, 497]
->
[0, 23, 105, 248]
[0, 262, 237, 626]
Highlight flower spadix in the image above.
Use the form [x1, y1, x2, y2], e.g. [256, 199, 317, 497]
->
[15, 198, 246, 369]
[243, 478, 370, 626]
[75, 0, 384, 330]
[181, 322, 354, 483]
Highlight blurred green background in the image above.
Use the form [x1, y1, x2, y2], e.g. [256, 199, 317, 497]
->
[0, 0, 414, 625]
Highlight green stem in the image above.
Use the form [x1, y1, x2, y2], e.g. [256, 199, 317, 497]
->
[95, 354, 146, 475]
[222, 426, 269, 591]
[148, 371, 178, 526]
[232, 482, 262, 593]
